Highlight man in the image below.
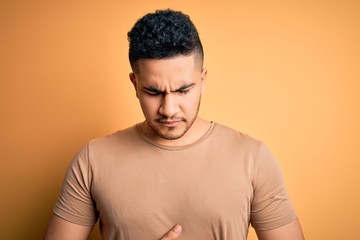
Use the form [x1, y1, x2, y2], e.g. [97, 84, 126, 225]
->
[45, 9, 304, 240]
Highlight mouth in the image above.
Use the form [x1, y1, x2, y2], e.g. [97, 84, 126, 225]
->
[158, 120, 181, 127]
[157, 118, 184, 127]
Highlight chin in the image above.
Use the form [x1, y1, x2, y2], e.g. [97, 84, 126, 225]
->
[157, 129, 187, 140]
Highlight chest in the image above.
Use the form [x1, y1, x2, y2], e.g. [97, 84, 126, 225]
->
[91, 151, 253, 239]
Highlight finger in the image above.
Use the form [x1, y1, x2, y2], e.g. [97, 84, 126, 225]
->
[161, 224, 182, 240]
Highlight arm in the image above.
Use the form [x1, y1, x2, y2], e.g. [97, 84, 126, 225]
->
[44, 214, 93, 240]
[255, 218, 304, 240]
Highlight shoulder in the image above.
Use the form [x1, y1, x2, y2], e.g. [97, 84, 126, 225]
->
[71, 125, 142, 167]
[90, 124, 137, 144]
[210, 122, 278, 170]
[211, 122, 262, 150]
[87, 125, 140, 152]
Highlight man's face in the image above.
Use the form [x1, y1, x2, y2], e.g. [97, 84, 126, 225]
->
[130, 54, 207, 143]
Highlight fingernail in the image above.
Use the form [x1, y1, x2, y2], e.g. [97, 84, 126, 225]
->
[174, 224, 181, 233]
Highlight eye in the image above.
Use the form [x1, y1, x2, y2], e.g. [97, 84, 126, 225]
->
[146, 91, 161, 97]
[178, 89, 189, 95]
[176, 83, 195, 95]
[143, 88, 163, 97]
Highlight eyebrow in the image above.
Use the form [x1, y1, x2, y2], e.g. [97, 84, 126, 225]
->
[143, 83, 195, 94]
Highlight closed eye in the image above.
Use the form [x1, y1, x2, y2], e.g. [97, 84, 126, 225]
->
[175, 83, 195, 95]
[143, 87, 163, 96]
[177, 89, 189, 95]
[145, 91, 161, 96]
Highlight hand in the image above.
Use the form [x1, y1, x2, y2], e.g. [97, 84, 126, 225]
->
[160, 224, 182, 240]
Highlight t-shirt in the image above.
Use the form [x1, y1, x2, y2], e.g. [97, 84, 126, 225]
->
[53, 122, 297, 239]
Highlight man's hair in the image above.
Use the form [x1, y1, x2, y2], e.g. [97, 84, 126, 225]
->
[127, 9, 204, 71]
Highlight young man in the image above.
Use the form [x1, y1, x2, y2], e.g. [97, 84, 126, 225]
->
[45, 9, 304, 240]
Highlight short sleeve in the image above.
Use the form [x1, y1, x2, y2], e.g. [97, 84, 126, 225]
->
[53, 144, 98, 226]
[250, 143, 297, 230]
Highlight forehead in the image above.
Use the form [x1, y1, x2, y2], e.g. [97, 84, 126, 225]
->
[135, 55, 200, 86]
[138, 55, 195, 71]
[134, 52, 202, 72]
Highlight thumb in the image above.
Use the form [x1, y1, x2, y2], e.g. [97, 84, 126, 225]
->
[160, 224, 182, 240]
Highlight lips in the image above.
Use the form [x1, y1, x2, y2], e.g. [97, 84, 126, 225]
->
[158, 120, 181, 127]
[157, 118, 185, 127]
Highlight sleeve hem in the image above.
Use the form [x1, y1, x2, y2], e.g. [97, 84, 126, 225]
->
[251, 212, 298, 231]
[53, 209, 97, 227]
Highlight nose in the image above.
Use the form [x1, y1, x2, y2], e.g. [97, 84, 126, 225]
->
[158, 94, 180, 117]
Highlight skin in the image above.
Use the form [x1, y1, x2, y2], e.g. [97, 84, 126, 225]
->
[44, 53, 305, 240]
[129, 54, 210, 146]
[160, 224, 182, 240]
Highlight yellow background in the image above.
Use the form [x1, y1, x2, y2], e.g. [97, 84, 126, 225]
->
[1, 1, 359, 239]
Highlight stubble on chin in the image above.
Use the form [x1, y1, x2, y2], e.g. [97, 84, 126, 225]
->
[151, 114, 199, 141]
[150, 120, 188, 140]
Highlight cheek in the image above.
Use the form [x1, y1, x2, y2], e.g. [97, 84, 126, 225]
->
[139, 97, 159, 114]
[182, 92, 201, 111]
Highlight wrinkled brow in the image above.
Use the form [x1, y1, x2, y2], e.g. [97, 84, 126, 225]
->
[143, 83, 195, 93]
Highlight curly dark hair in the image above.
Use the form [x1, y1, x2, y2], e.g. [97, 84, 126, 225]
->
[128, 9, 204, 71]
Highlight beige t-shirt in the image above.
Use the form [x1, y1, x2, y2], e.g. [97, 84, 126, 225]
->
[54, 122, 296, 239]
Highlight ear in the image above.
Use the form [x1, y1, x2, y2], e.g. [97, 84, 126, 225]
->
[129, 72, 139, 98]
[200, 67, 207, 95]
